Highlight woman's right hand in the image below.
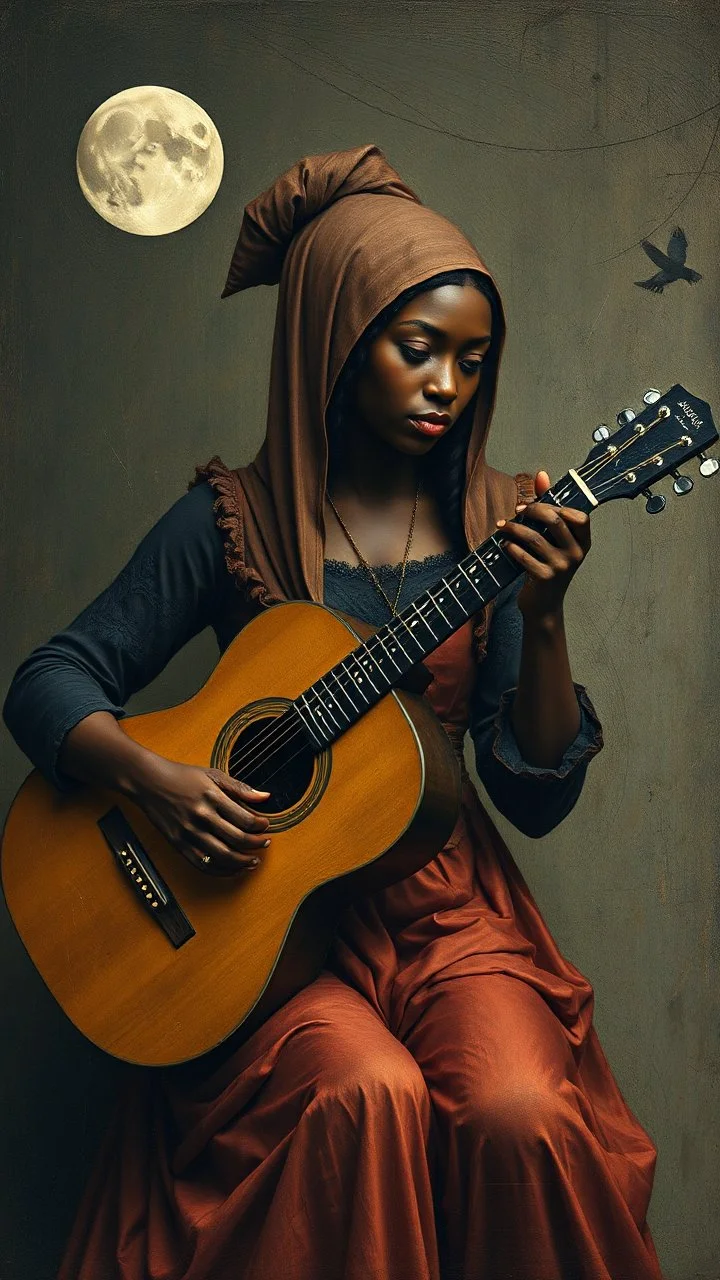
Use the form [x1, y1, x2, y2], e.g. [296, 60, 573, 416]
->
[132, 758, 271, 876]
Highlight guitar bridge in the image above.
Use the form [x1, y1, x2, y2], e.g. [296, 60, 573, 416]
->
[97, 807, 195, 949]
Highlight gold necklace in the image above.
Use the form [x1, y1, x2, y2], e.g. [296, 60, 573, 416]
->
[326, 478, 421, 618]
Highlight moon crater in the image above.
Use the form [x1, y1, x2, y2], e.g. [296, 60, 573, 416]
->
[76, 85, 224, 235]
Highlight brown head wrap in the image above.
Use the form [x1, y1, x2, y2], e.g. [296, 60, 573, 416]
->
[189, 144, 532, 653]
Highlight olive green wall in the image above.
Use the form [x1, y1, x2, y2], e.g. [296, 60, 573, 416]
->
[2, 2, 718, 1276]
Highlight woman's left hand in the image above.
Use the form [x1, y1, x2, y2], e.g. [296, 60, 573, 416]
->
[497, 470, 591, 625]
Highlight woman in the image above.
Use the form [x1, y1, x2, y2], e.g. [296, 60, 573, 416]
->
[3, 145, 663, 1280]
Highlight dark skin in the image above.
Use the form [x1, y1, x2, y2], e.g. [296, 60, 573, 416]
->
[325, 282, 592, 769]
[57, 283, 590, 876]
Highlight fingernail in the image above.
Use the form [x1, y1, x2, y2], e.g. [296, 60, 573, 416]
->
[516, 503, 527, 512]
[496, 518, 506, 527]
[263, 839, 271, 847]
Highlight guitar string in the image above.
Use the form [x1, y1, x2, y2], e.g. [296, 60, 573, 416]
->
[224, 437, 691, 792]
[223, 434, 691, 788]
[574, 424, 683, 486]
[222, 434, 691, 789]
[571, 434, 688, 495]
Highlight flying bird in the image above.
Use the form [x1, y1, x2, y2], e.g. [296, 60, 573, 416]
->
[635, 226, 702, 294]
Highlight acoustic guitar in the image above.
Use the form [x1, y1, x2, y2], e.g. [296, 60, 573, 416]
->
[2, 384, 717, 1066]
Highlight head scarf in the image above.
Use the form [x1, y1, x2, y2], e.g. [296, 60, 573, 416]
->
[189, 144, 532, 643]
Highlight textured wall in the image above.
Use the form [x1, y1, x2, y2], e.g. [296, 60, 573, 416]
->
[1, 2, 718, 1276]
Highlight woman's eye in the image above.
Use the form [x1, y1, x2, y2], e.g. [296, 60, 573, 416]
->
[399, 344, 429, 363]
[399, 344, 483, 375]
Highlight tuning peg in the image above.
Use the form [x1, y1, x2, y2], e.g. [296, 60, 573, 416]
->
[642, 488, 666, 514]
[671, 470, 694, 495]
[592, 424, 610, 442]
[642, 388, 662, 405]
[617, 408, 636, 426]
[699, 452, 720, 477]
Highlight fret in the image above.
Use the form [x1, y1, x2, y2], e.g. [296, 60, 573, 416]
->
[335, 660, 369, 712]
[295, 691, 328, 747]
[297, 672, 351, 746]
[431, 578, 468, 629]
[296, 480, 586, 747]
[315, 676, 347, 731]
[420, 600, 451, 646]
[372, 629, 404, 673]
[487, 532, 517, 572]
[544, 482, 569, 507]
[343, 653, 382, 698]
[430, 593, 451, 626]
[436, 576, 467, 622]
[407, 599, 440, 643]
[355, 648, 389, 688]
[389, 628, 414, 663]
[395, 613, 428, 657]
[477, 551, 501, 589]
[456, 561, 486, 604]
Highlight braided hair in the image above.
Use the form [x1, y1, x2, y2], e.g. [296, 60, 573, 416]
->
[325, 269, 500, 555]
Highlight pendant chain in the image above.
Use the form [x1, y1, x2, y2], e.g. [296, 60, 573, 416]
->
[326, 479, 421, 619]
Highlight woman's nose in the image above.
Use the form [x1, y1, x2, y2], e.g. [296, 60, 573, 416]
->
[424, 362, 457, 401]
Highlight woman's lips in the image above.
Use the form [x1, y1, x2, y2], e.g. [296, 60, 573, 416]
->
[407, 417, 448, 436]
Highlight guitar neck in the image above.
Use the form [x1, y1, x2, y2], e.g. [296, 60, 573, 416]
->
[293, 472, 594, 749]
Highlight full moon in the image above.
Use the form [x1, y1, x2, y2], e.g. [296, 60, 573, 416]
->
[76, 85, 224, 235]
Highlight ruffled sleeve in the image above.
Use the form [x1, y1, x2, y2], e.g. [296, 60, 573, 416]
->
[468, 576, 604, 838]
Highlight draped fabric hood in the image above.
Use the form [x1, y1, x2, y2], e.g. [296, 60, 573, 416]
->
[189, 144, 529, 630]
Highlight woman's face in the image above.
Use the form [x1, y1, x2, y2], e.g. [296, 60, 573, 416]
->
[352, 283, 493, 455]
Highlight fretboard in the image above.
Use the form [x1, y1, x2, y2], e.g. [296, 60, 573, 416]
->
[293, 473, 589, 749]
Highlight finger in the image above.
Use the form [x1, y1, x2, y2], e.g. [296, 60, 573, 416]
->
[531, 502, 589, 531]
[524, 507, 578, 550]
[183, 832, 267, 875]
[503, 528, 581, 575]
[204, 808, 272, 851]
[497, 518, 565, 565]
[207, 774, 271, 832]
[555, 507, 588, 525]
[180, 847, 257, 878]
[213, 792, 270, 834]
[554, 508, 592, 546]
[190, 794, 270, 846]
[502, 541, 555, 578]
[535, 469, 552, 497]
[178, 845, 237, 876]
[538, 507, 591, 554]
[512, 504, 589, 557]
[210, 769, 270, 803]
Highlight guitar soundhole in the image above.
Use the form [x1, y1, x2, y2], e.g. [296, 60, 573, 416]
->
[227, 713, 315, 814]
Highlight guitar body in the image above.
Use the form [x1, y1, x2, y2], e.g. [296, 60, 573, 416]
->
[6, 382, 715, 1067]
[1, 601, 462, 1067]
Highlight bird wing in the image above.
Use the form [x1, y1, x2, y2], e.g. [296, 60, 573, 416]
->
[667, 226, 688, 264]
[635, 272, 669, 293]
[641, 240, 672, 270]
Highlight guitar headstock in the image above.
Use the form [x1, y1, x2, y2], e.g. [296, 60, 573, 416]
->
[580, 385, 718, 513]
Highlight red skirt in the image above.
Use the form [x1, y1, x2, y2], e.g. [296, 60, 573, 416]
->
[58, 622, 663, 1280]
